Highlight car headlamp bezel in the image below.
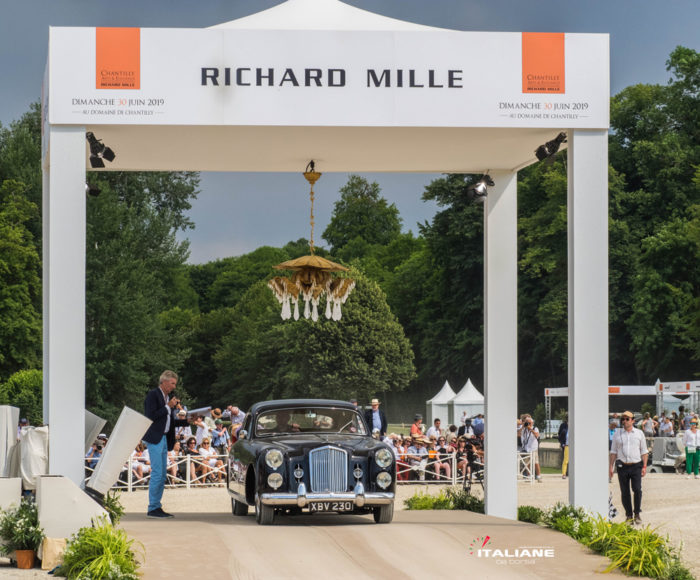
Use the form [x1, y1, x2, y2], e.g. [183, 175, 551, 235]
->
[265, 448, 284, 470]
[374, 448, 393, 468]
[376, 471, 392, 489]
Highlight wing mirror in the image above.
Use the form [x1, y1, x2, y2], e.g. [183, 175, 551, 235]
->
[237, 429, 248, 440]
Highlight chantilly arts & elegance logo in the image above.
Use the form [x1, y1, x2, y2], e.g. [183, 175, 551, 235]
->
[469, 535, 555, 565]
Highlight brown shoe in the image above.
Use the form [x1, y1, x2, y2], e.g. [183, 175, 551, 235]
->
[634, 514, 642, 525]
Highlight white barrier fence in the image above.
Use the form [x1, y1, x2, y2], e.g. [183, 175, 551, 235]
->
[84, 451, 538, 492]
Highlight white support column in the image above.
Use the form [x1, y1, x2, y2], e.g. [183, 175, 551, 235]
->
[484, 170, 518, 519]
[568, 129, 609, 515]
[43, 126, 86, 486]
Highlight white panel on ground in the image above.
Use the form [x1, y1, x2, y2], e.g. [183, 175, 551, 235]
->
[37, 475, 107, 539]
[0, 478, 22, 510]
[0, 406, 19, 477]
[87, 407, 152, 496]
[85, 410, 107, 454]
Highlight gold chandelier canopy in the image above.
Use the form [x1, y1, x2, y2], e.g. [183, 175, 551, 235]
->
[267, 162, 355, 321]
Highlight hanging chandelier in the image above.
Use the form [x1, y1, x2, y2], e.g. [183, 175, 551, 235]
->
[267, 161, 355, 322]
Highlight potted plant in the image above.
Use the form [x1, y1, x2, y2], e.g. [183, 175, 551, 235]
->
[0, 497, 45, 569]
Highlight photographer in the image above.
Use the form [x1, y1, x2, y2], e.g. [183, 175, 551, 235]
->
[85, 442, 102, 470]
[518, 414, 542, 482]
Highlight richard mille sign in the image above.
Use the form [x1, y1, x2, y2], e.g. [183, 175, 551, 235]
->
[47, 27, 609, 128]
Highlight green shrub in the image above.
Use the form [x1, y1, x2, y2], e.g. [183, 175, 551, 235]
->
[517, 505, 544, 524]
[445, 488, 484, 513]
[56, 518, 143, 580]
[0, 369, 42, 425]
[0, 497, 44, 554]
[604, 525, 671, 577]
[102, 490, 124, 526]
[403, 490, 452, 510]
[404, 492, 439, 510]
[542, 502, 589, 527]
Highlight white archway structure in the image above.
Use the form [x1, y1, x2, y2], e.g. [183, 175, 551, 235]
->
[42, 0, 610, 519]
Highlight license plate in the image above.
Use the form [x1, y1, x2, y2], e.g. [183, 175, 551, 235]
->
[308, 501, 353, 512]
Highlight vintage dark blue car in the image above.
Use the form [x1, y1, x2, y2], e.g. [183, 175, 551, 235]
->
[227, 399, 396, 525]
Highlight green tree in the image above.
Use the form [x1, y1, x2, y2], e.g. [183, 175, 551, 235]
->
[0, 180, 41, 380]
[85, 172, 199, 423]
[213, 270, 415, 408]
[322, 175, 402, 254]
[0, 369, 42, 425]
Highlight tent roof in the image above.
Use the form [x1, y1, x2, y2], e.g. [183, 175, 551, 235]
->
[427, 380, 457, 404]
[451, 378, 484, 403]
[210, 0, 441, 31]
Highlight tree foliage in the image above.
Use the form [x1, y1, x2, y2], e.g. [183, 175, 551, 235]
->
[0, 369, 43, 425]
[322, 175, 402, 253]
[213, 270, 415, 408]
[0, 180, 41, 380]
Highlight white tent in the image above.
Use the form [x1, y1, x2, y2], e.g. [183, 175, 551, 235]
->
[449, 378, 484, 424]
[426, 380, 456, 426]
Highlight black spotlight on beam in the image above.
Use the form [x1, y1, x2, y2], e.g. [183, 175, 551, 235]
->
[86, 132, 116, 168]
[535, 132, 567, 163]
[467, 173, 495, 203]
[85, 183, 100, 197]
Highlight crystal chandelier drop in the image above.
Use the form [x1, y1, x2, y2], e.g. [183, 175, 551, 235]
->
[267, 162, 355, 321]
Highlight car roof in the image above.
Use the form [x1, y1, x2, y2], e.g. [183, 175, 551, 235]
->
[249, 399, 357, 414]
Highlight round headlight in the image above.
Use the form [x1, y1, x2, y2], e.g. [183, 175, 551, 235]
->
[376, 471, 392, 489]
[267, 472, 283, 489]
[265, 449, 284, 470]
[375, 448, 393, 468]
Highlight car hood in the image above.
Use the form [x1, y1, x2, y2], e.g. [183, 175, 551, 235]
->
[258, 433, 388, 455]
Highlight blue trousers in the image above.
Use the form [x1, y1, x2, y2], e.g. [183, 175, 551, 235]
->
[146, 436, 168, 512]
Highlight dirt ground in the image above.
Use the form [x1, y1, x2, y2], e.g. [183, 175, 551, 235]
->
[2, 473, 696, 579]
[114, 473, 699, 578]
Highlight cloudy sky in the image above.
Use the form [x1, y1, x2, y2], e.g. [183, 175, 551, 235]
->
[1, 0, 698, 263]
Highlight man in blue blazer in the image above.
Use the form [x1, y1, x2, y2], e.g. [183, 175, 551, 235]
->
[364, 398, 388, 437]
[143, 370, 189, 518]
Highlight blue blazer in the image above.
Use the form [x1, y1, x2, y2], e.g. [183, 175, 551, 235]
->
[142, 387, 187, 451]
[364, 408, 388, 437]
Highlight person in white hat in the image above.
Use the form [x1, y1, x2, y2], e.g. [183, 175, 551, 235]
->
[363, 398, 387, 437]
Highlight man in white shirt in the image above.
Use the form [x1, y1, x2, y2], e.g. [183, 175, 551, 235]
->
[609, 410, 648, 525]
[426, 418, 443, 440]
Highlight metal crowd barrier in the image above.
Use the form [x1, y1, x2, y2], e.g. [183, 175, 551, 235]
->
[84, 453, 228, 492]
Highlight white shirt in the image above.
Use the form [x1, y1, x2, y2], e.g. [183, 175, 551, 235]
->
[426, 426, 442, 439]
[610, 427, 648, 463]
[682, 428, 700, 448]
[520, 426, 539, 452]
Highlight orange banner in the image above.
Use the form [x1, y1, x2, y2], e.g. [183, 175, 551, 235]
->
[522, 32, 565, 94]
[96, 28, 140, 89]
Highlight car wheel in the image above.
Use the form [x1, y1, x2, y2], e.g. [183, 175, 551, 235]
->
[232, 497, 248, 516]
[647, 465, 662, 474]
[255, 494, 275, 525]
[373, 503, 394, 524]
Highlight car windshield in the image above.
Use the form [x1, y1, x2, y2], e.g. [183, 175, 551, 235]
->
[255, 407, 367, 437]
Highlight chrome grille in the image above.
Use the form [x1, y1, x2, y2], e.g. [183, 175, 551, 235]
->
[309, 446, 348, 492]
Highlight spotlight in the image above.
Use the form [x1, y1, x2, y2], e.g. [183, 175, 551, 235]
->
[535, 132, 567, 163]
[467, 173, 495, 202]
[85, 183, 100, 197]
[86, 132, 116, 168]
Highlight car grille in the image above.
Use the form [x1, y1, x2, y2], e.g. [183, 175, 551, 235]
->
[309, 446, 348, 492]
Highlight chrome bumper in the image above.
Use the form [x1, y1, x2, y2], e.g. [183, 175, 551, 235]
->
[260, 483, 394, 508]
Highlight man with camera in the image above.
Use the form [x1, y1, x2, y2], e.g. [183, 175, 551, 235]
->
[143, 370, 189, 519]
[609, 410, 648, 525]
[518, 414, 542, 482]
